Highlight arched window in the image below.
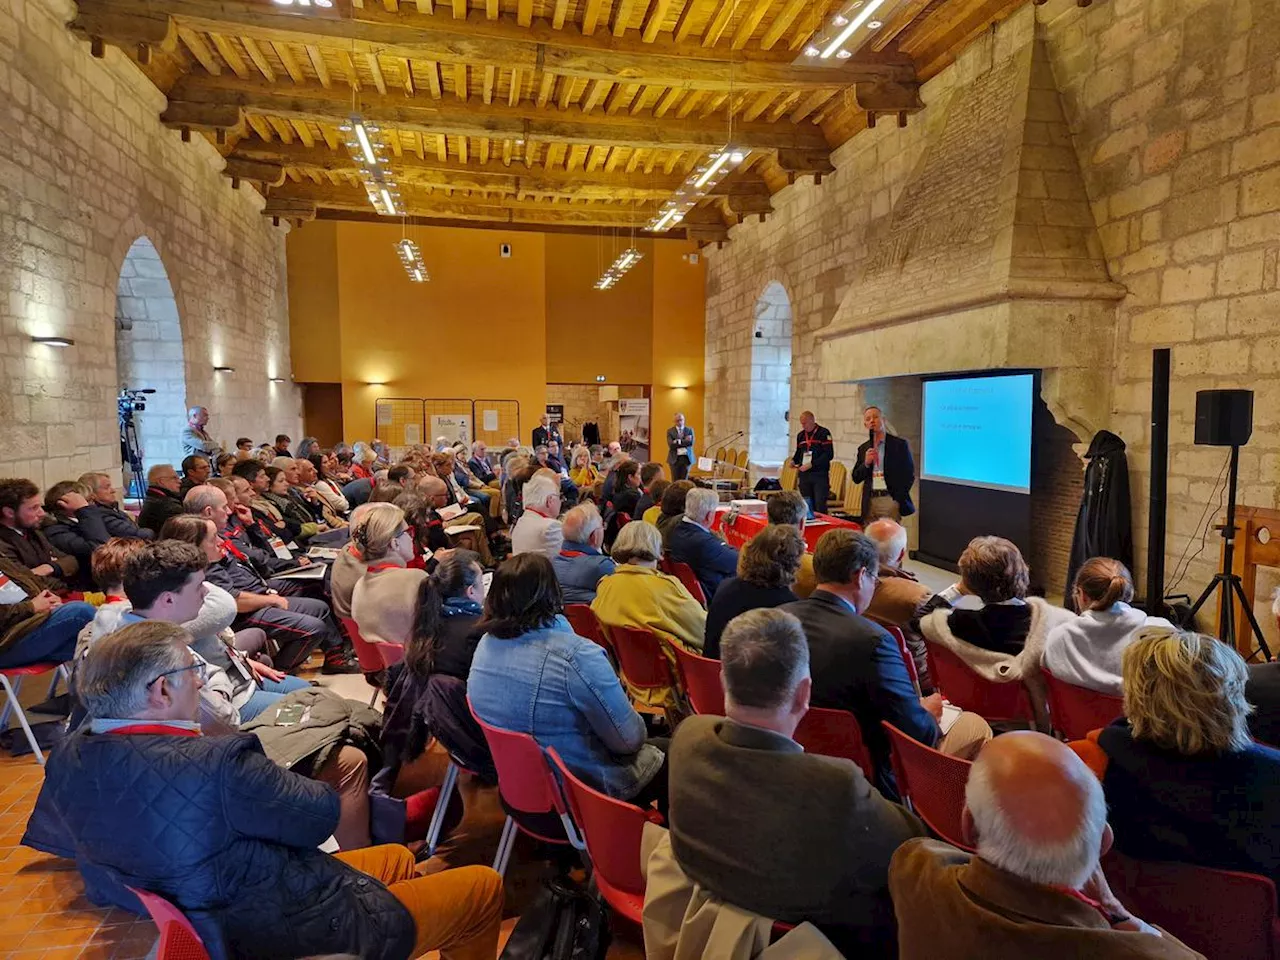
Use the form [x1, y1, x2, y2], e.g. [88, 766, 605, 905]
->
[748, 282, 793, 466]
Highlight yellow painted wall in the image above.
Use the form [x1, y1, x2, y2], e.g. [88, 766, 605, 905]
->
[652, 240, 707, 463]
[286, 221, 342, 384]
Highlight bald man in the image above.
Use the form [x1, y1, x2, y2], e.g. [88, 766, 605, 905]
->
[417, 475, 492, 564]
[889, 732, 1201, 960]
[863, 518, 933, 692]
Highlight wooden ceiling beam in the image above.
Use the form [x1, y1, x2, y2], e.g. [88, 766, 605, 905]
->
[223, 156, 286, 186]
[641, 0, 674, 42]
[167, 74, 832, 151]
[313, 207, 713, 242]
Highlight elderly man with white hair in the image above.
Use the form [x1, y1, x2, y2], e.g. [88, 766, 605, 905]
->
[510, 472, 564, 558]
[664, 486, 739, 602]
[180, 405, 221, 459]
[863, 517, 933, 692]
[552, 503, 615, 603]
[889, 731, 1199, 960]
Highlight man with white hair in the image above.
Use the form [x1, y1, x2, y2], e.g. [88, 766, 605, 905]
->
[181, 405, 221, 459]
[552, 503, 615, 603]
[670, 608, 925, 957]
[468, 441, 498, 485]
[890, 731, 1197, 959]
[510, 472, 564, 558]
[665, 486, 739, 602]
[863, 517, 933, 692]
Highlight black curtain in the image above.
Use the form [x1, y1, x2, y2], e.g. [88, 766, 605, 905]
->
[1065, 430, 1134, 610]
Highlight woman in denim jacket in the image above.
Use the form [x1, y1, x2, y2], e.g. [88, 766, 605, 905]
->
[468, 553, 667, 809]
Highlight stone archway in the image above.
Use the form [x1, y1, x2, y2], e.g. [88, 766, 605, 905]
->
[748, 281, 793, 466]
[115, 237, 187, 485]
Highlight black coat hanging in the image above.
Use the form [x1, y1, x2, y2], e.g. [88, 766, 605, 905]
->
[1065, 430, 1134, 610]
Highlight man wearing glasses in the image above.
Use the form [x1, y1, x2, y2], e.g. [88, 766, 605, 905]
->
[509, 473, 564, 559]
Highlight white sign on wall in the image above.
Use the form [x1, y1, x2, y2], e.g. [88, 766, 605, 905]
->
[430, 414, 472, 446]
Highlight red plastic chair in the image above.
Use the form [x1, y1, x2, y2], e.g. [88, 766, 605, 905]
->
[794, 707, 874, 782]
[881, 721, 973, 850]
[547, 747, 648, 924]
[0, 662, 70, 765]
[1102, 850, 1280, 960]
[925, 641, 1037, 725]
[866, 614, 921, 692]
[467, 698, 584, 876]
[127, 887, 211, 960]
[339, 617, 386, 706]
[1041, 669, 1124, 741]
[658, 558, 707, 607]
[564, 604, 613, 656]
[601, 625, 677, 703]
[372, 640, 405, 669]
[669, 643, 724, 715]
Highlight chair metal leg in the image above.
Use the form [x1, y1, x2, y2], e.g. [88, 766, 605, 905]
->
[492, 816, 516, 876]
[368, 685, 380, 708]
[0, 673, 17, 729]
[424, 761, 459, 856]
[0, 674, 45, 765]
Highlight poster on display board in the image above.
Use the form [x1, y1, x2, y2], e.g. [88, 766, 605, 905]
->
[430, 414, 472, 448]
[618, 398, 651, 462]
[545, 404, 564, 425]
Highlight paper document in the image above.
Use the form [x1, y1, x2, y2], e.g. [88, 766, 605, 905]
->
[483, 409, 499, 432]
[940, 702, 963, 736]
[697, 457, 714, 471]
[307, 547, 340, 560]
[437, 503, 466, 521]
[270, 563, 327, 581]
[445, 524, 484, 536]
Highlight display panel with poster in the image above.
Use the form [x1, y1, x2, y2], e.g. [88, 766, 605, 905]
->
[618, 398, 651, 462]
[430, 414, 472, 449]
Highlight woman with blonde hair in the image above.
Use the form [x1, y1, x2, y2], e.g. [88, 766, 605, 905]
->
[1071, 627, 1280, 885]
[1043, 557, 1172, 695]
[569, 445, 599, 488]
[351, 504, 427, 648]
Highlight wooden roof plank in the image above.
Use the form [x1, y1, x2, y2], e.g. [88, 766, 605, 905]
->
[177, 27, 221, 75]
[304, 44, 331, 88]
[552, 0, 571, 28]
[337, 49, 361, 90]
[483, 64, 496, 103]
[641, 0, 673, 42]
[365, 52, 387, 93]
[454, 62, 468, 101]
[240, 36, 275, 82]
[451, 0, 467, 17]
[271, 41, 304, 84]
[516, 0, 532, 25]
[581, 0, 604, 36]
[673, 0, 703, 43]
[758, 0, 803, 49]
[612, 0, 636, 37]
[208, 32, 249, 79]
[700, 0, 735, 47]
[509, 65, 522, 105]
[730, 0, 775, 50]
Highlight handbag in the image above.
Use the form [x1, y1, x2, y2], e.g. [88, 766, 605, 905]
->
[499, 876, 611, 960]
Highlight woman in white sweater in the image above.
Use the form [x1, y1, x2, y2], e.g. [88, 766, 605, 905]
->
[1043, 557, 1172, 696]
[351, 504, 426, 649]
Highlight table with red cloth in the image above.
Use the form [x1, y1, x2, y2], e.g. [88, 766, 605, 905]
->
[712, 508, 861, 552]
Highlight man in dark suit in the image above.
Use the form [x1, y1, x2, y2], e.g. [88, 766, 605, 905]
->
[531, 413, 562, 450]
[666, 412, 695, 481]
[670, 608, 925, 958]
[664, 487, 739, 602]
[791, 410, 834, 516]
[851, 405, 916, 522]
[781, 529, 989, 799]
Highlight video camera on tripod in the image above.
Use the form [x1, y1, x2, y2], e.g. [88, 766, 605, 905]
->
[119, 388, 155, 500]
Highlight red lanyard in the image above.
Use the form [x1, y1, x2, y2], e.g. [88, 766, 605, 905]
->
[802, 429, 819, 448]
[105, 724, 200, 738]
[221, 538, 249, 563]
[560, 550, 586, 558]
[366, 562, 401, 573]
[105, 594, 127, 604]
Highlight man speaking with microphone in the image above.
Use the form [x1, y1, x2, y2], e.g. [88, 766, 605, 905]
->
[851, 405, 915, 522]
[791, 410, 834, 516]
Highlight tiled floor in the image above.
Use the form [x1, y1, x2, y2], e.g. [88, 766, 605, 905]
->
[0, 663, 643, 960]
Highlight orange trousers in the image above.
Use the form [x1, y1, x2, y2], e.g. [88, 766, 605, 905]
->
[334, 845, 504, 959]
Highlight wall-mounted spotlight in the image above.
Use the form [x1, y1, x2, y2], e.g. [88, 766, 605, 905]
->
[366, 380, 386, 386]
[30, 336, 74, 347]
[269, 377, 287, 383]
[214, 365, 235, 373]
[595, 375, 607, 383]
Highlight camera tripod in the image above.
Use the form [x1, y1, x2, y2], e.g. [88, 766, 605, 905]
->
[119, 406, 146, 502]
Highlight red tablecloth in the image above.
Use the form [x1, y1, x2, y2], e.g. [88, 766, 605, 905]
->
[713, 509, 860, 551]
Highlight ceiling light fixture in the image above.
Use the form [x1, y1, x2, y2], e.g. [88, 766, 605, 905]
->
[341, 115, 402, 217]
[396, 238, 429, 282]
[646, 146, 749, 233]
[30, 336, 74, 347]
[821, 0, 886, 58]
[595, 375, 607, 383]
[593, 247, 643, 290]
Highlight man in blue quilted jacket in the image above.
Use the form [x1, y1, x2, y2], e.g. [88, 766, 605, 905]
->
[22, 621, 503, 960]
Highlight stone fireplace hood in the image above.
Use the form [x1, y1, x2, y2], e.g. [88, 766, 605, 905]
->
[814, 32, 1125, 441]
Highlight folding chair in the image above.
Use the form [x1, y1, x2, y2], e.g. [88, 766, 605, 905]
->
[794, 707, 874, 781]
[127, 887, 212, 960]
[882, 721, 973, 849]
[1041, 669, 1124, 740]
[338, 617, 386, 706]
[669, 642, 724, 715]
[601, 624, 678, 714]
[658, 558, 707, 607]
[0, 662, 70, 765]
[564, 604, 613, 656]
[925, 641, 1038, 725]
[865, 616, 920, 692]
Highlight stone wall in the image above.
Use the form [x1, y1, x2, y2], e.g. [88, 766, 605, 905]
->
[0, 0, 301, 492]
[705, 0, 1280, 643]
[546, 383, 646, 446]
[747, 282, 793, 468]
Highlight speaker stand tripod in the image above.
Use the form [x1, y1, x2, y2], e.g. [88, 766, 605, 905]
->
[1186, 444, 1272, 661]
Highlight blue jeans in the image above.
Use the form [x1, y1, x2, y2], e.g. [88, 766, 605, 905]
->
[0, 602, 96, 669]
[238, 675, 311, 722]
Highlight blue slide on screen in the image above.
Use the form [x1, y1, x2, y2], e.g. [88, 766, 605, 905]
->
[922, 374, 1034, 494]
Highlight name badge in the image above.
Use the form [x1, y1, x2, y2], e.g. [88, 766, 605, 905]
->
[269, 536, 293, 561]
[421, 548, 434, 564]
[873, 475, 888, 492]
[802, 451, 813, 467]
[0, 574, 28, 605]
[676, 447, 688, 456]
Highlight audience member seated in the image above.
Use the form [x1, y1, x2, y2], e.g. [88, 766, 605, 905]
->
[262, 463, 321, 542]
[1247, 613, 1280, 744]
[863, 518, 933, 693]
[0, 549, 94, 670]
[764, 491, 815, 598]
[599, 441, 624, 474]
[891, 731, 1198, 960]
[603, 460, 643, 547]
[920, 536, 1073, 728]
[330, 504, 375, 622]
[552, 504, 615, 604]
[179, 454, 211, 496]
[641, 478, 670, 527]
[469, 553, 667, 808]
[295, 458, 348, 532]
[273, 433, 293, 458]
[1071, 627, 1280, 885]
[511, 473, 564, 558]
[665, 487, 739, 603]
[295, 437, 321, 461]
[23, 621, 504, 959]
[138, 464, 185, 535]
[655, 480, 694, 540]
[569, 445, 600, 489]
[501, 455, 535, 526]
[0, 478, 78, 592]
[703, 526, 803, 659]
[782, 530, 991, 799]
[633, 462, 666, 519]
[468, 441, 498, 486]
[40, 481, 111, 588]
[369, 481, 403, 504]
[352, 506, 428, 648]
[671, 609, 925, 958]
[413, 476, 492, 566]
[309, 453, 351, 517]
[1044, 558, 1172, 697]
[599, 452, 631, 507]
[216, 453, 237, 478]
[78, 472, 152, 540]
[545, 440, 568, 474]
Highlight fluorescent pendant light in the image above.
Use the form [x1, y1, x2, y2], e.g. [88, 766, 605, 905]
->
[396, 238, 429, 282]
[651, 208, 681, 232]
[821, 0, 886, 58]
[380, 188, 397, 215]
[694, 153, 731, 189]
[593, 247, 643, 290]
[647, 145, 748, 232]
[354, 123, 378, 166]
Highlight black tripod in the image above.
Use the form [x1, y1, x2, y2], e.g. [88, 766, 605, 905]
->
[119, 408, 146, 503]
[1186, 444, 1272, 661]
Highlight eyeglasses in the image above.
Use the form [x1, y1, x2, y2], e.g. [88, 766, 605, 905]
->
[147, 661, 207, 689]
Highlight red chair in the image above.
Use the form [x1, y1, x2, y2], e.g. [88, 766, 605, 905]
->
[794, 707, 874, 782]
[601, 625, 677, 706]
[881, 721, 973, 850]
[1102, 850, 1280, 960]
[925, 641, 1037, 725]
[658, 558, 707, 607]
[339, 617, 386, 706]
[564, 604, 613, 656]
[669, 642, 724, 715]
[0, 662, 69, 765]
[468, 698, 584, 876]
[127, 887, 211, 960]
[1041, 669, 1124, 741]
[372, 640, 405, 669]
[874, 620, 920, 692]
[547, 747, 648, 924]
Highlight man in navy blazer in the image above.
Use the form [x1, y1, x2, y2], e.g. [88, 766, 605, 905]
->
[851, 406, 916, 522]
[664, 487, 738, 603]
[781, 529, 989, 800]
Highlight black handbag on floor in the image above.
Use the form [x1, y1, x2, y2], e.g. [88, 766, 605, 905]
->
[499, 877, 611, 960]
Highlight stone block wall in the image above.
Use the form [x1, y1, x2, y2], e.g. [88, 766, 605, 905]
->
[0, 0, 301, 492]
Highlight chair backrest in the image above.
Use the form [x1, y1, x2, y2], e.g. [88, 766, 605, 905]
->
[1041, 669, 1124, 740]
[602, 624, 676, 692]
[127, 887, 211, 960]
[881, 721, 973, 849]
[779, 462, 798, 492]
[1102, 850, 1278, 960]
[564, 603, 612, 654]
[373, 640, 405, 669]
[669, 643, 724, 715]
[925, 641, 1035, 723]
[828, 461, 847, 502]
[866, 616, 920, 692]
[339, 617, 385, 674]
[735, 448, 749, 469]
[547, 747, 648, 897]
[794, 707, 874, 781]
[664, 559, 707, 607]
[467, 698, 566, 818]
